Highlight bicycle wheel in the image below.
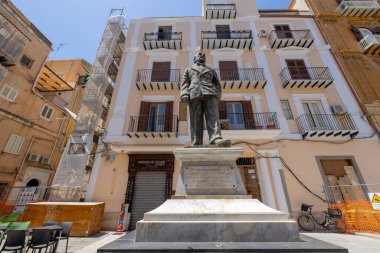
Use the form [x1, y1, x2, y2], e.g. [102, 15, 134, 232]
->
[328, 218, 346, 233]
[298, 215, 316, 231]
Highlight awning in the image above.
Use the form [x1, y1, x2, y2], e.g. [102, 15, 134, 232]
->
[35, 65, 74, 92]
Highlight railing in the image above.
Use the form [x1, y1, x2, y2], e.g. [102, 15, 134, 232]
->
[0, 18, 27, 65]
[206, 4, 236, 10]
[280, 67, 333, 85]
[144, 32, 182, 41]
[358, 34, 380, 52]
[137, 69, 181, 83]
[337, 1, 380, 13]
[269, 30, 313, 42]
[128, 115, 179, 133]
[220, 112, 280, 130]
[202, 30, 253, 40]
[215, 68, 265, 81]
[296, 114, 358, 133]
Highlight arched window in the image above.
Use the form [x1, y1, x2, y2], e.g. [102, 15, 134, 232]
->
[359, 28, 374, 39]
[26, 179, 40, 187]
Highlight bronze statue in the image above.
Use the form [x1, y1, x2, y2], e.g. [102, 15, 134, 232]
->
[180, 52, 231, 147]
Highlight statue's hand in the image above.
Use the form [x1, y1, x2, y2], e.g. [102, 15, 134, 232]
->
[181, 95, 190, 104]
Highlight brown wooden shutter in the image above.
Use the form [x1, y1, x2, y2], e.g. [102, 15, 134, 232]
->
[351, 25, 364, 41]
[151, 62, 171, 82]
[164, 101, 174, 132]
[137, 102, 151, 132]
[242, 101, 254, 129]
[219, 61, 239, 81]
[285, 59, 310, 79]
[219, 101, 227, 120]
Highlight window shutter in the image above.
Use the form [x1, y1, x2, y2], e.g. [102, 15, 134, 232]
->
[11, 136, 24, 154]
[164, 101, 174, 132]
[351, 25, 364, 41]
[242, 101, 255, 129]
[137, 102, 151, 132]
[219, 101, 227, 120]
[4, 134, 17, 153]
[152, 62, 171, 82]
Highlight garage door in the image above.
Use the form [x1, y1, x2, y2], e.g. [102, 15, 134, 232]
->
[129, 171, 167, 230]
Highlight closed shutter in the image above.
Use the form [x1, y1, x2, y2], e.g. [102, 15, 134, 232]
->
[137, 102, 151, 132]
[219, 101, 227, 120]
[274, 25, 293, 39]
[219, 61, 239, 81]
[129, 171, 167, 230]
[286, 59, 310, 79]
[151, 62, 171, 82]
[242, 101, 255, 129]
[164, 101, 173, 132]
[351, 25, 364, 41]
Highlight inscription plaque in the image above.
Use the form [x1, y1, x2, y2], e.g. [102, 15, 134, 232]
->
[183, 166, 238, 194]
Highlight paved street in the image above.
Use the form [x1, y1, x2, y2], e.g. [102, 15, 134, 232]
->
[58, 232, 379, 253]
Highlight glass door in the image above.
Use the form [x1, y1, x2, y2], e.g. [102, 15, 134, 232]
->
[226, 102, 245, 130]
[302, 101, 327, 130]
[148, 104, 166, 132]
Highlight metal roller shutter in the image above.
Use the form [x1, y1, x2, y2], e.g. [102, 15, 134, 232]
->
[130, 171, 167, 230]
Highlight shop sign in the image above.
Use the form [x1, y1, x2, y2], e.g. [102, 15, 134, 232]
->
[368, 193, 380, 210]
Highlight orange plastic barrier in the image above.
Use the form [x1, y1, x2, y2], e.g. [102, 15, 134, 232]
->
[331, 201, 380, 234]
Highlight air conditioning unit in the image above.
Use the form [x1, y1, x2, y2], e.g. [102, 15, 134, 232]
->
[26, 153, 40, 162]
[331, 105, 347, 115]
[258, 30, 269, 37]
[39, 156, 50, 164]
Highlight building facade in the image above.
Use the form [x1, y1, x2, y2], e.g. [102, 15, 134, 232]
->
[0, 0, 92, 214]
[290, 0, 380, 131]
[86, 0, 380, 230]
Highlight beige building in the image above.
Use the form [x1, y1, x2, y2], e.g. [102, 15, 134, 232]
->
[0, 1, 92, 214]
[85, 0, 380, 230]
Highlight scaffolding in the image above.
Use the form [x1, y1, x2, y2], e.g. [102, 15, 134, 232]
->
[52, 10, 126, 199]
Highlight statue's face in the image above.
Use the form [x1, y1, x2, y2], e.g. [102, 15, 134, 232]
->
[194, 53, 206, 64]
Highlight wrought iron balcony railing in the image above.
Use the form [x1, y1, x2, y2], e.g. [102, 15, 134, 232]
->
[128, 115, 179, 134]
[268, 30, 314, 49]
[280, 67, 334, 88]
[220, 112, 280, 130]
[215, 68, 266, 81]
[206, 4, 236, 10]
[202, 30, 253, 40]
[296, 114, 358, 137]
[336, 1, 380, 17]
[358, 34, 380, 55]
[144, 32, 182, 42]
[137, 69, 181, 83]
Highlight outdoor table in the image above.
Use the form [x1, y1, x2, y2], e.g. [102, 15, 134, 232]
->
[28, 225, 62, 253]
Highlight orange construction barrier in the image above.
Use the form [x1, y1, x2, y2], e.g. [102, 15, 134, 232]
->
[331, 201, 380, 234]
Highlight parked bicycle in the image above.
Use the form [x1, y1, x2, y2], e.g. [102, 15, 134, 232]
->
[297, 203, 346, 233]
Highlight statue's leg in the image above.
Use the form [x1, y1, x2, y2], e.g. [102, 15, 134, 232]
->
[189, 98, 204, 146]
[204, 96, 222, 144]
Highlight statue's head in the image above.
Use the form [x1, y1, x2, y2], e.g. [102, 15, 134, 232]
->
[194, 52, 206, 64]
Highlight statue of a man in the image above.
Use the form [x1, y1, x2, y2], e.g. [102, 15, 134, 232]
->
[180, 52, 231, 147]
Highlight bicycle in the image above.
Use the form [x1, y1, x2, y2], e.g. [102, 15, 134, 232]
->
[297, 203, 346, 233]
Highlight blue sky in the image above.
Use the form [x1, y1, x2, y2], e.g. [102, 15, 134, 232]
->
[12, 0, 290, 63]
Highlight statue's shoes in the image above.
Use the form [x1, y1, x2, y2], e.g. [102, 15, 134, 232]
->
[211, 138, 231, 147]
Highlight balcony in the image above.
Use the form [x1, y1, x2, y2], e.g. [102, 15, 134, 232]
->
[201, 31, 253, 50]
[0, 33, 27, 67]
[136, 69, 181, 91]
[358, 34, 380, 56]
[296, 114, 359, 141]
[220, 112, 281, 140]
[336, 1, 380, 17]
[143, 32, 182, 50]
[127, 115, 179, 138]
[215, 68, 267, 89]
[280, 67, 334, 89]
[268, 30, 314, 49]
[205, 4, 237, 19]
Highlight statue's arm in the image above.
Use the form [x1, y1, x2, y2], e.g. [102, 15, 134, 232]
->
[212, 70, 222, 98]
[180, 68, 191, 100]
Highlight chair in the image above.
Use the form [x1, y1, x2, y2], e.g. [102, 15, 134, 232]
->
[0, 229, 26, 252]
[26, 229, 53, 253]
[42, 221, 58, 227]
[59, 222, 73, 253]
[8, 222, 31, 231]
[0, 223, 10, 249]
[5, 214, 20, 223]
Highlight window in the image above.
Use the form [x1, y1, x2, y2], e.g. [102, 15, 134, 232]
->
[77, 75, 90, 85]
[158, 26, 172, 40]
[20, 55, 34, 68]
[151, 62, 171, 82]
[3, 134, 25, 155]
[216, 25, 231, 39]
[281, 100, 294, 120]
[302, 101, 327, 129]
[0, 181, 10, 200]
[226, 102, 245, 130]
[285, 59, 310, 80]
[40, 104, 54, 120]
[148, 103, 167, 132]
[0, 85, 18, 102]
[274, 24, 293, 39]
[219, 61, 239, 81]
